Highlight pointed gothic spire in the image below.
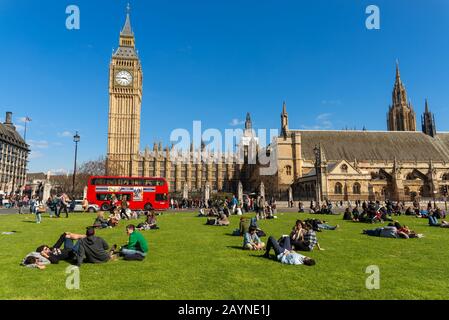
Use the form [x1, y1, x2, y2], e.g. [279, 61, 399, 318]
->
[281, 101, 289, 138]
[422, 99, 437, 137]
[395, 59, 401, 81]
[245, 112, 252, 130]
[121, 3, 133, 36]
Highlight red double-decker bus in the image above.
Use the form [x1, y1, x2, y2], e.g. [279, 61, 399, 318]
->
[86, 176, 170, 211]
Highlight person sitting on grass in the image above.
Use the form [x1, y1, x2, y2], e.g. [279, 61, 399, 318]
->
[206, 212, 230, 226]
[198, 208, 206, 217]
[243, 226, 265, 250]
[352, 206, 361, 221]
[290, 220, 305, 244]
[263, 235, 316, 266]
[76, 228, 115, 266]
[343, 207, 353, 221]
[290, 223, 324, 251]
[93, 211, 109, 229]
[232, 217, 250, 236]
[117, 224, 148, 261]
[362, 224, 398, 238]
[138, 211, 159, 230]
[108, 210, 121, 227]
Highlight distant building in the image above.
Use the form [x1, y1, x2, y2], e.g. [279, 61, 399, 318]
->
[0, 112, 29, 194]
[273, 65, 449, 202]
[105, 8, 249, 194]
[105, 8, 449, 202]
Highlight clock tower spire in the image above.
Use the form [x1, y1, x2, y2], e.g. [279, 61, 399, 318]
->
[106, 4, 143, 176]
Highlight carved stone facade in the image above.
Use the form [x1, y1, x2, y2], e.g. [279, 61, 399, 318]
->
[0, 112, 29, 193]
[273, 65, 449, 202]
[387, 63, 417, 132]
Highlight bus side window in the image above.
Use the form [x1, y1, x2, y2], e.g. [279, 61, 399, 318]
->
[156, 193, 167, 201]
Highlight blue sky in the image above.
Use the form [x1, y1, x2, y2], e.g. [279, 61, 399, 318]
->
[1, 0, 448, 173]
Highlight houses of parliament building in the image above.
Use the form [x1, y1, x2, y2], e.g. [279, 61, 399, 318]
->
[106, 9, 449, 202]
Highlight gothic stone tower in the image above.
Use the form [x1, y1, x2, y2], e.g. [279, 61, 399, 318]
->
[106, 6, 143, 176]
[387, 62, 417, 131]
[422, 99, 437, 137]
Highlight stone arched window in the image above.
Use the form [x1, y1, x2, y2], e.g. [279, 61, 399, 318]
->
[341, 164, 348, 173]
[404, 187, 410, 196]
[334, 182, 343, 194]
[442, 173, 449, 181]
[285, 165, 292, 176]
[353, 183, 361, 195]
[406, 173, 415, 180]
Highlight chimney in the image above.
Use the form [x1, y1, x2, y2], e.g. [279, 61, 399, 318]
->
[3, 112, 15, 130]
[4, 112, 12, 124]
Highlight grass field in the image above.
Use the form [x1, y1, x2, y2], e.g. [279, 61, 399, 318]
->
[0, 210, 448, 300]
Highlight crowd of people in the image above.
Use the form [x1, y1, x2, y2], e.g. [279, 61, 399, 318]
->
[19, 192, 442, 271]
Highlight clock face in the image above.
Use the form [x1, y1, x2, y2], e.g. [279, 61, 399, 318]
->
[115, 70, 133, 86]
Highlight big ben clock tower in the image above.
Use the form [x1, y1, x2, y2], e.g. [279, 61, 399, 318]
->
[106, 5, 143, 176]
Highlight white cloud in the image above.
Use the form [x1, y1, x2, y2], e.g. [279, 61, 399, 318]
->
[301, 113, 334, 130]
[15, 124, 25, 133]
[58, 131, 72, 137]
[229, 118, 245, 127]
[28, 140, 49, 149]
[29, 150, 44, 160]
[321, 100, 342, 106]
[49, 168, 69, 175]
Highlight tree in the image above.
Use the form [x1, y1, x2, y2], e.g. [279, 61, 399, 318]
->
[50, 157, 106, 199]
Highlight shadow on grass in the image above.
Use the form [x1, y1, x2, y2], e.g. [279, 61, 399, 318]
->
[248, 254, 279, 264]
[226, 245, 244, 250]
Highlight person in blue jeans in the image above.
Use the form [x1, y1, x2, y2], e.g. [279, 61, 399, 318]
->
[429, 214, 449, 228]
[263, 236, 316, 266]
[429, 215, 440, 226]
[36, 232, 85, 264]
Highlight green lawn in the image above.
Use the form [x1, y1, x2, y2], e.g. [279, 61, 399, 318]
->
[0, 210, 448, 300]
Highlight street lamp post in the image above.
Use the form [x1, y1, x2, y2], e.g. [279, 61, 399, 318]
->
[72, 132, 80, 196]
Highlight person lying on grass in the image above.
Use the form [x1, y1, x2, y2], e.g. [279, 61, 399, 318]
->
[137, 211, 159, 230]
[243, 226, 265, 250]
[263, 235, 316, 266]
[22, 228, 116, 269]
[429, 212, 449, 228]
[290, 223, 324, 252]
[363, 224, 398, 238]
[363, 223, 424, 239]
[113, 224, 148, 261]
[304, 218, 338, 231]
[21, 253, 51, 269]
[393, 222, 423, 239]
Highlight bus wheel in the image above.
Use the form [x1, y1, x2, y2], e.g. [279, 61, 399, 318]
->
[144, 203, 153, 211]
[101, 203, 110, 211]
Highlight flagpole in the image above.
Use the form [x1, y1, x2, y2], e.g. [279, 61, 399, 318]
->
[24, 119, 27, 142]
